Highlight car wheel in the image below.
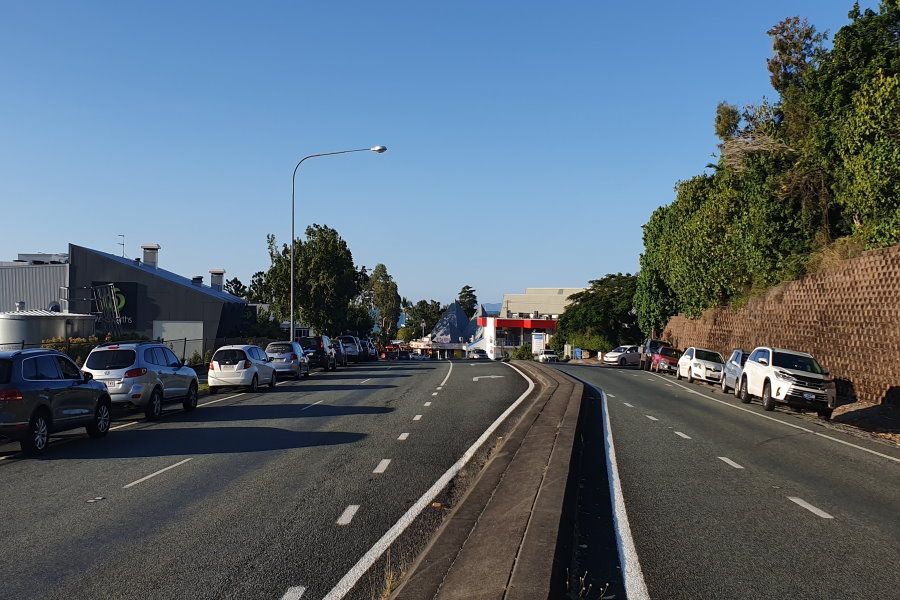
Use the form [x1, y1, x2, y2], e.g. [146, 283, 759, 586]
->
[739, 377, 751, 403]
[249, 375, 259, 393]
[721, 376, 729, 393]
[182, 383, 198, 412]
[762, 381, 776, 411]
[619, 357, 626, 367]
[21, 409, 51, 455]
[269, 372, 276, 389]
[294, 367, 301, 380]
[687, 368, 694, 384]
[144, 388, 163, 421]
[87, 398, 112, 438]
[676, 366, 682, 380]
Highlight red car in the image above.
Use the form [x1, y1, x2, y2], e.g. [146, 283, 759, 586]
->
[651, 347, 682, 373]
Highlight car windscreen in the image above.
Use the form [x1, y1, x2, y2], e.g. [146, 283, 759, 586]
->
[86, 349, 137, 370]
[0, 359, 11, 384]
[298, 337, 318, 350]
[266, 343, 293, 354]
[695, 350, 724, 363]
[213, 349, 246, 365]
[773, 352, 823, 374]
[739, 353, 749, 365]
[660, 347, 680, 358]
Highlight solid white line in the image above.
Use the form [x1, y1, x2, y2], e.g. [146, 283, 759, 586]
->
[360, 378, 372, 384]
[413, 414, 422, 421]
[397, 432, 409, 441]
[651, 373, 900, 464]
[645, 415, 658, 421]
[597, 386, 651, 600]
[373, 459, 391, 474]
[198, 392, 244, 407]
[431, 392, 438, 396]
[109, 420, 138, 431]
[717, 456, 744, 469]
[424, 402, 431, 407]
[674, 431, 692, 439]
[336, 505, 360, 525]
[318, 361, 535, 600]
[440, 360, 453, 387]
[123, 458, 193, 489]
[788, 496, 834, 519]
[623, 402, 634, 408]
[280, 586, 306, 600]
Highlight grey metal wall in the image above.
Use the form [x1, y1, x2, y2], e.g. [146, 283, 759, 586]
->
[0, 264, 68, 312]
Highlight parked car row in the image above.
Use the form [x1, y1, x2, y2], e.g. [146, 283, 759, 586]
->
[1, 335, 380, 455]
[642, 340, 837, 419]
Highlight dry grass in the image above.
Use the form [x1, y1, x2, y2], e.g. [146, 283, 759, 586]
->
[805, 236, 866, 274]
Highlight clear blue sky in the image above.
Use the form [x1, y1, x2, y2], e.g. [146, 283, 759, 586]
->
[0, 1, 866, 305]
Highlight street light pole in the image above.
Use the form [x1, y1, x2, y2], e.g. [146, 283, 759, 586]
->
[289, 146, 387, 341]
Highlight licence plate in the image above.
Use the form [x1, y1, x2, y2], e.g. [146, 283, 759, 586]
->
[803, 392, 815, 400]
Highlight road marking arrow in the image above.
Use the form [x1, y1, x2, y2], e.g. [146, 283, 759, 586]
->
[473, 375, 505, 382]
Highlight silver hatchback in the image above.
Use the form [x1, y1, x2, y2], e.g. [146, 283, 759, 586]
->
[83, 342, 200, 420]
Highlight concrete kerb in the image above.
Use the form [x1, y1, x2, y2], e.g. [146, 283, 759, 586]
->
[393, 362, 585, 600]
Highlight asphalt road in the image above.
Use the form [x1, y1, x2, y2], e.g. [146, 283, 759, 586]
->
[0, 359, 528, 600]
[556, 363, 900, 600]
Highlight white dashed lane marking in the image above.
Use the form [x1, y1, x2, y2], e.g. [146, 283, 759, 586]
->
[280, 586, 306, 600]
[674, 431, 691, 439]
[413, 415, 422, 421]
[397, 433, 409, 441]
[623, 402, 634, 408]
[336, 505, 360, 525]
[645, 415, 659, 422]
[788, 496, 834, 519]
[373, 459, 391, 474]
[717, 456, 744, 469]
[424, 402, 431, 407]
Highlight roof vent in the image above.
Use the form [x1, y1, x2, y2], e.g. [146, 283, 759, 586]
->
[192, 276, 204, 286]
[209, 269, 225, 292]
[141, 243, 161, 268]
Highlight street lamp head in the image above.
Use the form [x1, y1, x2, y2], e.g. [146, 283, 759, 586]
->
[370, 146, 388, 154]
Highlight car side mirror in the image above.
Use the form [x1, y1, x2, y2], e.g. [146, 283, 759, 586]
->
[267, 357, 274, 362]
[82, 371, 93, 381]
[758, 358, 768, 366]
[822, 369, 830, 376]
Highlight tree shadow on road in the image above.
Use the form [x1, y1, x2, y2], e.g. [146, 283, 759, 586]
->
[41, 426, 367, 459]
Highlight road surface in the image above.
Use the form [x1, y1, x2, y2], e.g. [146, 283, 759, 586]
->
[556, 363, 900, 600]
[0, 359, 527, 600]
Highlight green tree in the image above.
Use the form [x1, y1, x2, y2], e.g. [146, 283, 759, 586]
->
[224, 277, 248, 299]
[247, 271, 271, 303]
[557, 274, 640, 353]
[457, 285, 478, 318]
[369, 263, 401, 338]
[398, 299, 444, 340]
[714, 102, 741, 140]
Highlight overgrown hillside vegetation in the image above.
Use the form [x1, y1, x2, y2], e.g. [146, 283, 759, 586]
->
[635, 1, 900, 335]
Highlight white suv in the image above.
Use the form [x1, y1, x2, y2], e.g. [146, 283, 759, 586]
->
[738, 347, 836, 419]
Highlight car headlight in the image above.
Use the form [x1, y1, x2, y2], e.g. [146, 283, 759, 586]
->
[774, 370, 796, 382]
[693, 362, 702, 369]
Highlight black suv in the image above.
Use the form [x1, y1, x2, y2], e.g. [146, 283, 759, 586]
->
[0, 349, 112, 454]
[298, 336, 337, 371]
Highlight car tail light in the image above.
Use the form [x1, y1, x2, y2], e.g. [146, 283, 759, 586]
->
[124, 368, 147, 378]
[320, 340, 324, 349]
[290, 353, 298, 360]
[0, 389, 23, 402]
[242, 360, 252, 369]
[209, 362, 215, 371]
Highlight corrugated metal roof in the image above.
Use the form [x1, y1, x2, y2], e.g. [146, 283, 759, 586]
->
[0, 310, 94, 318]
[76, 246, 246, 303]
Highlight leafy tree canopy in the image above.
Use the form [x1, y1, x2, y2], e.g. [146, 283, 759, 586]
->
[457, 285, 478, 319]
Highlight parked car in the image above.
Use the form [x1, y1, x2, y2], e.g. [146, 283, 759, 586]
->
[83, 341, 200, 420]
[334, 341, 349, 367]
[603, 345, 640, 366]
[738, 347, 836, 419]
[0, 349, 112, 454]
[721, 349, 749, 393]
[537, 349, 558, 363]
[639, 339, 671, 370]
[676, 347, 725, 384]
[299, 336, 337, 371]
[208, 345, 276, 393]
[264, 341, 310, 380]
[359, 338, 377, 361]
[468, 349, 489, 360]
[338, 336, 362, 363]
[651, 347, 682, 373]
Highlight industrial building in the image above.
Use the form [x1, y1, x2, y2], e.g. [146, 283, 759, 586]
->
[0, 244, 246, 355]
